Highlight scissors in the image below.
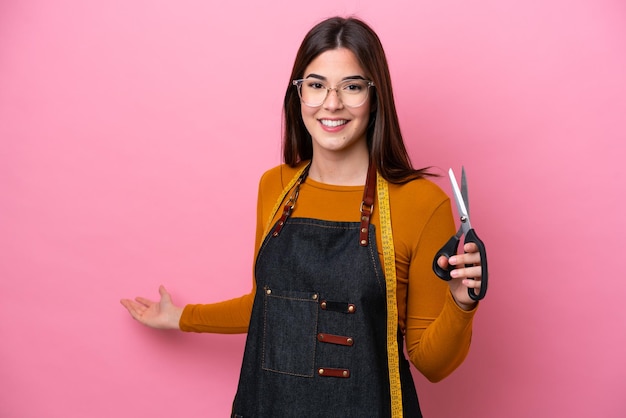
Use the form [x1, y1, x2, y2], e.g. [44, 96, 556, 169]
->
[432, 167, 488, 301]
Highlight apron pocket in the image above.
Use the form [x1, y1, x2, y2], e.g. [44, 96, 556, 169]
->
[261, 286, 319, 377]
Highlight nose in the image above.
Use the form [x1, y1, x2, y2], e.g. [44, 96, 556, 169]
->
[323, 87, 344, 110]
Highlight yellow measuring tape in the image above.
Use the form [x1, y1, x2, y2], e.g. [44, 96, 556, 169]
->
[376, 172, 403, 417]
[263, 165, 403, 417]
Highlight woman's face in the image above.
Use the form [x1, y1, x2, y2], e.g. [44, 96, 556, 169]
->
[299, 48, 372, 160]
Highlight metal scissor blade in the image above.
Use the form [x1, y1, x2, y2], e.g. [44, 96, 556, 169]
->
[448, 168, 471, 229]
[461, 166, 469, 216]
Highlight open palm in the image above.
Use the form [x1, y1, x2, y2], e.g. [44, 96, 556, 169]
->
[120, 285, 182, 330]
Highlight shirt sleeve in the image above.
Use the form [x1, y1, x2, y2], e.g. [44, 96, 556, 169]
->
[403, 197, 478, 382]
[180, 294, 254, 334]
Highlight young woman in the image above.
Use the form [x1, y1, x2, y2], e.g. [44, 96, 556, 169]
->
[121, 16, 484, 417]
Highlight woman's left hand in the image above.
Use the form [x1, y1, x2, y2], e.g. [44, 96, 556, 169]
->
[437, 242, 483, 310]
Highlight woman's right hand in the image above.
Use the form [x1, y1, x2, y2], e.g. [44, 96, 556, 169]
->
[120, 285, 183, 330]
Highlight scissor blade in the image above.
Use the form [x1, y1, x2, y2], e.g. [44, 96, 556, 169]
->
[461, 166, 469, 216]
[449, 168, 471, 228]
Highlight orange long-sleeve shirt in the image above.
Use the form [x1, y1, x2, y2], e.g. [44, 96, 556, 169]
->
[180, 163, 477, 382]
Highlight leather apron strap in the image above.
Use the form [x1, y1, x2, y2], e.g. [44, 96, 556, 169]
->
[266, 161, 378, 248]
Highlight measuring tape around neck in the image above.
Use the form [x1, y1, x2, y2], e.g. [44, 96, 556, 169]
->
[377, 172, 403, 418]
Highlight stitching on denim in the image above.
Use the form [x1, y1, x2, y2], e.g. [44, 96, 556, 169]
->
[367, 228, 385, 294]
[288, 220, 360, 231]
[261, 287, 318, 378]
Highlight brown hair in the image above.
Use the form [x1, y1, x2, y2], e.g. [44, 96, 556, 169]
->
[282, 16, 431, 183]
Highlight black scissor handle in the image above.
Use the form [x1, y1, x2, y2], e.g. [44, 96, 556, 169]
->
[432, 229, 488, 301]
[465, 228, 488, 301]
[432, 235, 461, 281]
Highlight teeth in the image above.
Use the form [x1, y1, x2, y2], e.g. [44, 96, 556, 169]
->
[320, 119, 347, 127]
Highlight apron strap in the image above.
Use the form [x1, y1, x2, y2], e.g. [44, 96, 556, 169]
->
[263, 163, 310, 239]
[267, 161, 377, 248]
[359, 161, 377, 246]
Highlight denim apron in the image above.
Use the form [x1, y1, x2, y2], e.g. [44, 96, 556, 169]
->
[232, 165, 422, 417]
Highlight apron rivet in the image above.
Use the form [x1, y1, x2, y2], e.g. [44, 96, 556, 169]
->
[312, 293, 318, 300]
[265, 289, 272, 295]
[360, 239, 367, 245]
[318, 368, 324, 375]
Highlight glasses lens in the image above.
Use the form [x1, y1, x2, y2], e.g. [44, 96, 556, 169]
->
[338, 80, 371, 107]
[298, 79, 326, 107]
[297, 79, 372, 107]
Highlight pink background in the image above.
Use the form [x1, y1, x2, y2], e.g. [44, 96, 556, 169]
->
[1, 0, 625, 417]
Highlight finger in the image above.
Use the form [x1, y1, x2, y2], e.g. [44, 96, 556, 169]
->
[437, 255, 449, 269]
[120, 299, 147, 321]
[462, 278, 482, 292]
[120, 298, 145, 311]
[463, 242, 479, 253]
[120, 299, 133, 311]
[451, 265, 482, 280]
[449, 252, 481, 266]
[134, 297, 155, 307]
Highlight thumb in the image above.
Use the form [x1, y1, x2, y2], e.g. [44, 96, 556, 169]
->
[159, 285, 172, 304]
[437, 255, 449, 269]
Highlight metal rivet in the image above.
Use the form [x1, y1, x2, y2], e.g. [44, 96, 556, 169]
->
[272, 232, 278, 237]
[360, 240, 367, 245]
[265, 289, 271, 295]
[348, 305, 355, 313]
[318, 368, 324, 375]
[361, 228, 367, 233]
[321, 301, 327, 309]
[342, 371, 348, 377]
[312, 294, 318, 300]
[318, 334, 324, 340]
[347, 338, 353, 345]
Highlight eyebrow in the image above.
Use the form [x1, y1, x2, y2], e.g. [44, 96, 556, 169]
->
[304, 73, 367, 81]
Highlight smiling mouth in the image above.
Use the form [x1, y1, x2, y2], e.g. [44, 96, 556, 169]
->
[320, 119, 348, 128]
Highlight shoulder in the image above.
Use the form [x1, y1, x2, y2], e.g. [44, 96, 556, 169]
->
[257, 162, 310, 207]
[385, 177, 455, 253]
[259, 162, 309, 190]
[387, 177, 450, 214]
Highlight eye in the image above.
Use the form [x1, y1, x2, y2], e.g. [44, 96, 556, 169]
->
[341, 81, 365, 93]
[306, 81, 326, 90]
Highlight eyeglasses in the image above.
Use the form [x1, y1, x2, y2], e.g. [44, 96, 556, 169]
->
[292, 78, 374, 108]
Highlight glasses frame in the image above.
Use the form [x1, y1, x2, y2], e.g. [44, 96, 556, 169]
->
[292, 78, 375, 108]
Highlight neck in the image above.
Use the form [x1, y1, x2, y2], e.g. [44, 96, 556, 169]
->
[308, 149, 370, 186]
